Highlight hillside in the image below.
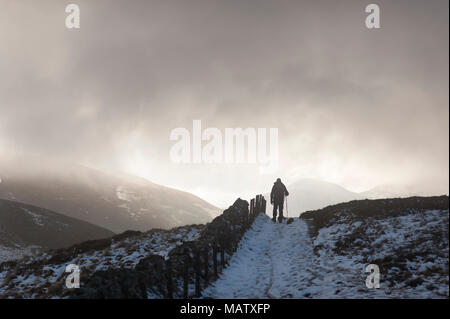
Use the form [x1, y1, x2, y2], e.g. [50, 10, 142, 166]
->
[204, 196, 449, 298]
[0, 199, 114, 263]
[0, 223, 205, 298]
[300, 196, 449, 297]
[0, 196, 447, 299]
[0, 159, 221, 233]
[0, 199, 248, 298]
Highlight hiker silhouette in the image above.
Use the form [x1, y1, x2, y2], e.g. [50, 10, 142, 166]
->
[270, 178, 289, 223]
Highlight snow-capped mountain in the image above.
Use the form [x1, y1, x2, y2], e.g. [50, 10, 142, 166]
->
[0, 159, 221, 233]
[0, 199, 114, 263]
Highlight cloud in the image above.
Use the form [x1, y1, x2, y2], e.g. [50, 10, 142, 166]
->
[0, 0, 448, 206]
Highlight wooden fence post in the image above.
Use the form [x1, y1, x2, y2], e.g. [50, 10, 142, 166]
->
[166, 259, 173, 299]
[204, 247, 209, 283]
[257, 195, 261, 214]
[183, 250, 189, 299]
[246, 206, 250, 229]
[194, 249, 201, 297]
[220, 246, 225, 268]
[213, 244, 218, 278]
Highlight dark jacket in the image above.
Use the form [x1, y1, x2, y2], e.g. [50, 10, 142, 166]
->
[270, 181, 289, 203]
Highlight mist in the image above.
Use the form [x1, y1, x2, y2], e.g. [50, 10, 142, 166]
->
[0, 0, 448, 207]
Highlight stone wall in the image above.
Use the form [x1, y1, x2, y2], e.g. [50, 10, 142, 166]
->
[73, 197, 265, 299]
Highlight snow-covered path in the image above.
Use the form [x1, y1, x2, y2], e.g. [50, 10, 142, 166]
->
[202, 210, 450, 299]
[202, 214, 325, 298]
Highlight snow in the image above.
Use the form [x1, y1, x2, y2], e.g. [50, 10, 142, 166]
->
[202, 215, 273, 298]
[21, 208, 46, 226]
[1, 203, 447, 299]
[0, 245, 41, 263]
[0, 224, 204, 298]
[202, 214, 322, 298]
[116, 185, 141, 202]
[311, 209, 449, 298]
[203, 210, 448, 299]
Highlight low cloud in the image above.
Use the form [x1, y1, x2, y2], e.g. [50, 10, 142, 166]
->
[0, 0, 448, 207]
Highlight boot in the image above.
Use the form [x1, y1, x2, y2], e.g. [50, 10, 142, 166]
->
[272, 216, 276, 222]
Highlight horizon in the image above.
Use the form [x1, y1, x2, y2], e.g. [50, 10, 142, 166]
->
[1, 152, 448, 209]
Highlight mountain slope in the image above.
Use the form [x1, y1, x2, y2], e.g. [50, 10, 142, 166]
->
[0, 198, 249, 299]
[1, 196, 447, 299]
[0, 159, 221, 233]
[0, 199, 115, 262]
[204, 196, 449, 298]
[0, 223, 204, 298]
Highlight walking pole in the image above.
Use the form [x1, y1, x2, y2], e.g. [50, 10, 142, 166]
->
[285, 196, 288, 218]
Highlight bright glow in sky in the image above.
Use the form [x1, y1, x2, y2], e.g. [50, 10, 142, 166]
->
[1, 0, 448, 208]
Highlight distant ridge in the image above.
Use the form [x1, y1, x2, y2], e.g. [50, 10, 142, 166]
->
[0, 158, 221, 233]
[0, 198, 115, 262]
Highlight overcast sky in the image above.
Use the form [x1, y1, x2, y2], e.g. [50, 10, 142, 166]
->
[0, 0, 448, 207]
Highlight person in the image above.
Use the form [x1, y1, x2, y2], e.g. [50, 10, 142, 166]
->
[270, 178, 289, 223]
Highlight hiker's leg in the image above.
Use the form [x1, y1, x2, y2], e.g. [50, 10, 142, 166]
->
[278, 200, 284, 222]
[272, 203, 277, 220]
